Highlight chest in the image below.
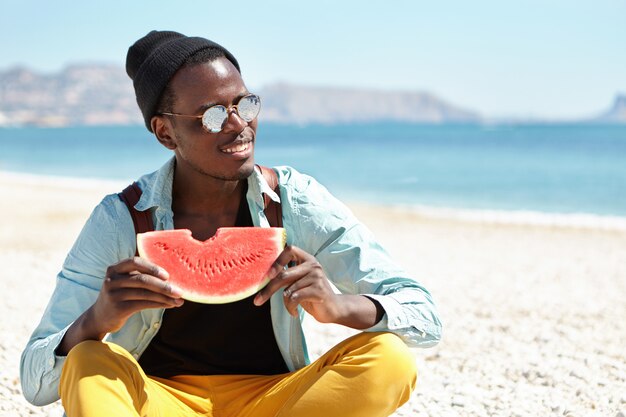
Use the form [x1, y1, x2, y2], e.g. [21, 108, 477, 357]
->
[173, 196, 252, 240]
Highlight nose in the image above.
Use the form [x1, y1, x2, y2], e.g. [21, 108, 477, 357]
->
[220, 107, 247, 134]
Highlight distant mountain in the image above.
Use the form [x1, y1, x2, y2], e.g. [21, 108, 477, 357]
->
[258, 83, 481, 124]
[595, 94, 626, 123]
[3, 64, 622, 127]
[0, 65, 141, 127]
[0, 64, 483, 127]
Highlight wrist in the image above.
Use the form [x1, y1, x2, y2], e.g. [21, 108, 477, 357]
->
[55, 305, 106, 357]
[334, 294, 383, 329]
[79, 305, 108, 341]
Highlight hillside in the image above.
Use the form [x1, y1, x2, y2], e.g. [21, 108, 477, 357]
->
[0, 64, 480, 127]
[258, 83, 480, 124]
[595, 94, 626, 123]
[0, 65, 140, 127]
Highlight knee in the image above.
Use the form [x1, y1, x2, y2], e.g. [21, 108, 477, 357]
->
[344, 332, 417, 412]
[60, 341, 141, 397]
[60, 341, 109, 398]
[66, 340, 109, 362]
[62, 340, 137, 382]
[64, 341, 105, 371]
[59, 341, 149, 414]
[342, 332, 418, 387]
[65, 340, 130, 369]
[365, 332, 418, 388]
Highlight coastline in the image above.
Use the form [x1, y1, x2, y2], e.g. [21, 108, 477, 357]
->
[2, 171, 625, 416]
[0, 170, 128, 191]
[363, 202, 626, 233]
[2, 169, 625, 232]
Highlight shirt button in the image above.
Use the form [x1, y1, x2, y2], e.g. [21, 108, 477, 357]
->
[48, 358, 54, 366]
[153, 322, 161, 329]
[132, 353, 139, 359]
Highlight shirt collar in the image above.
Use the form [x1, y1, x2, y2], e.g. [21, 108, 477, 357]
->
[134, 156, 280, 213]
[249, 165, 281, 208]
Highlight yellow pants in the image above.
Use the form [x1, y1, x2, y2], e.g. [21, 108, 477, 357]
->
[59, 332, 417, 417]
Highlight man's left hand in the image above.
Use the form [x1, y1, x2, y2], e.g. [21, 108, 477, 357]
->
[254, 245, 341, 322]
[253, 245, 384, 329]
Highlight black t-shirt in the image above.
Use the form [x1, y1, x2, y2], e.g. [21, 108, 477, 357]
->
[138, 191, 289, 378]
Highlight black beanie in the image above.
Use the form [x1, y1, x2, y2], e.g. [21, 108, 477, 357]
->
[126, 30, 241, 132]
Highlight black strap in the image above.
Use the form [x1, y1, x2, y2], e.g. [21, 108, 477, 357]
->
[119, 166, 282, 239]
[119, 182, 154, 235]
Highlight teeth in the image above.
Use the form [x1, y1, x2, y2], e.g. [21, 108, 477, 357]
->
[222, 142, 250, 154]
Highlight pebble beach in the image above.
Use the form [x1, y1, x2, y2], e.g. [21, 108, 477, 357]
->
[1, 172, 625, 417]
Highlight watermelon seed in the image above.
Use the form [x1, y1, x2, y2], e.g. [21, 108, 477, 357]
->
[155, 242, 169, 251]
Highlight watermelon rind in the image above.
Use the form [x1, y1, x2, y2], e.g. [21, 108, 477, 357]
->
[137, 227, 286, 304]
[181, 277, 272, 304]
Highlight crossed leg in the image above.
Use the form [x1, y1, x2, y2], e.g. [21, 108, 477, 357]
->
[59, 332, 417, 417]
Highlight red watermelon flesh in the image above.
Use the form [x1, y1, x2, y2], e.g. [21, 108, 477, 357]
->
[137, 227, 286, 304]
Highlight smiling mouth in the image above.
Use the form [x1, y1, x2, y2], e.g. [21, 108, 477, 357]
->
[221, 140, 252, 154]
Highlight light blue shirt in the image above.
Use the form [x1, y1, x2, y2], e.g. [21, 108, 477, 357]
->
[20, 157, 442, 406]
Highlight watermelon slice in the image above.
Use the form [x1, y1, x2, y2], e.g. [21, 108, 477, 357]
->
[137, 227, 286, 304]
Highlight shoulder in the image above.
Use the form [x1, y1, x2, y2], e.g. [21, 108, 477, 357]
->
[273, 166, 315, 190]
[61, 190, 136, 282]
[95, 192, 134, 227]
[273, 165, 334, 201]
[272, 165, 357, 230]
[73, 191, 135, 253]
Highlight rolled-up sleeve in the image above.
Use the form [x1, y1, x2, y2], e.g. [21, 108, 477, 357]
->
[278, 167, 442, 347]
[20, 195, 129, 405]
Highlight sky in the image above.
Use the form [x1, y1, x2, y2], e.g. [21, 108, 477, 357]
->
[1, 0, 625, 120]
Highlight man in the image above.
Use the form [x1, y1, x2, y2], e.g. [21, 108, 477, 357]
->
[20, 30, 441, 417]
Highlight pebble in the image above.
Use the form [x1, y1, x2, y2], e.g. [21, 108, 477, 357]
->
[451, 396, 466, 407]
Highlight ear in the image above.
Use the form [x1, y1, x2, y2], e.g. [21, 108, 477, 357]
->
[151, 115, 177, 150]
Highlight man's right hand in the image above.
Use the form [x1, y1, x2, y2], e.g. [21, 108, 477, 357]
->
[91, 257, 184, 335]
[56, 257, 183, 356]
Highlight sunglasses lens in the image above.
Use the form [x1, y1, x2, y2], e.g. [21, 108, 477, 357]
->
[200, 95, 261, 133]
[202, 106, 227, 133]
[237, 95, 261, 122]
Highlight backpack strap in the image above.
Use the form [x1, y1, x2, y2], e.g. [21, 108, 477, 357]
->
[257, 165, 283, 228]
[119, 166, 282, 246]
[119, 182, 154, 235]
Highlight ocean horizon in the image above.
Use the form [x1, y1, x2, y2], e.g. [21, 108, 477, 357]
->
[1, 123, 625, 227]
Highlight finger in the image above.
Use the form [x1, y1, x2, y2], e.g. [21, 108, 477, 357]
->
[107, 273, 183, 298]
[285, 286, 325, 304]
[254, 264, 309, 306]
[283, 275, 320, 299]
[283, 291, 299, 317]
[265, 246, 296, 280]
[266, 245, 315, 279]
[110, 287, 184, 306]
[284, 286, 326, 317]
[120, 299, 185, 314]
[107, 257, 169, 280]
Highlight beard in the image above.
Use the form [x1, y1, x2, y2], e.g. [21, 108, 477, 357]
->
[183, 154, 256, 182]
[173, 130, 257, 182]
[205, 162, 255, 181]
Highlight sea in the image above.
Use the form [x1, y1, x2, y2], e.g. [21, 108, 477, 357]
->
[1, 123, 625, 226]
